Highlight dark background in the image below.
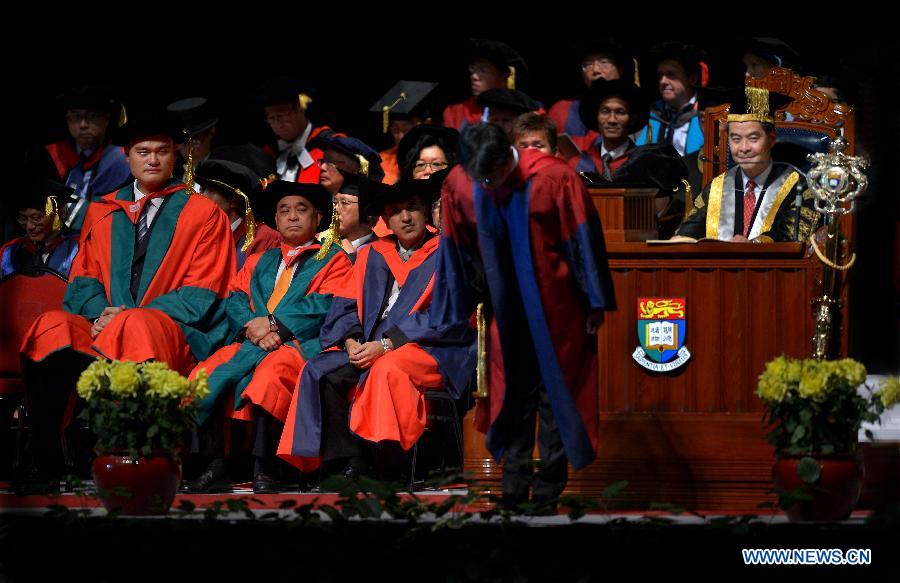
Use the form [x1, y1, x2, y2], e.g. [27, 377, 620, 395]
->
[9, 21, 899, 373]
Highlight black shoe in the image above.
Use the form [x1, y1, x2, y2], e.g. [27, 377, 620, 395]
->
[342, 457, 371, 481]
[181, 469, 232, 494]
[11, 465, 61, 496]
[252, 472, 288, 494]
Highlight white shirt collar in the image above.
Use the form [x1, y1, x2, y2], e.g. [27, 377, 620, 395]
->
[133, 181, 163, 205]
[742, 163, 773, 190]
[350, 231, 376, 250]
[277, 122, 313, 155]
[231, 217, 243, 232]
[600, 139, 632, 160]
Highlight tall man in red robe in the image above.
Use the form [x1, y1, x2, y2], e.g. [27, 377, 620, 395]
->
[17, 111, 235, 491]
[431, 123, 615, 513]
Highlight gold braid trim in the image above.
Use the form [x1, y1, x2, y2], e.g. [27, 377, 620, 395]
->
[706, 174, 726, 239]
[315, 202, 341, 260]
[810, 234, 856, 270]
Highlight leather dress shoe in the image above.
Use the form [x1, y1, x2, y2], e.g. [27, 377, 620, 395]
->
[252, 472, 288, 494]
[181, 469, 231, 494]
[342, 457, 371, 480]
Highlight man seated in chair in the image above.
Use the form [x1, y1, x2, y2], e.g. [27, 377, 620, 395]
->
[675, 87, 818, 243]
[277, 174, 474, 480]
[17, 111, 235, 491]
[183, 181, 351, 494]
[1, 176, 79, 278]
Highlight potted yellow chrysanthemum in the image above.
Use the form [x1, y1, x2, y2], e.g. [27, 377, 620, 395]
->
[757, 356, 900, 521]
[76, 360, 209, 515]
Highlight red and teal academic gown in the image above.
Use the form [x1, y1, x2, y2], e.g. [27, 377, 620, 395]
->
[430, 149, 616, 470]
[548, 99, 600, 152]
[277, 235, 475, 471]
[442, 96, 483, 132]
[45, 139, 132, 233]
[20, 180, 235, 376]
[263, 125, 334, 184]
[0, 233, 79, 278]
[234, 221, 282, 271]
[191, 242, 351, 425]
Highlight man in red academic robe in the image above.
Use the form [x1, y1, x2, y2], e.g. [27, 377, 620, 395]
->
[277, 174, 474, 479]
[430, 123, 615, 513]
[183, 181, 350, 493]
[17, 111, 235, 492]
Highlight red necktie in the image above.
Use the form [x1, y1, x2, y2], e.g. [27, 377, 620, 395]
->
[743, 179, 757, 237]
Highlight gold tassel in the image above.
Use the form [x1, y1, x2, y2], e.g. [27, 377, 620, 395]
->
[633, 58, 640, 87]
[356, 154, 370, 176]
[183, 131, 195, 194]
[473, 302, 489, 399]
[381, 92, 408, 134]
[645, 123, 652, 144]
[44, 196, 62, 232]
[746, 86, 771, 122]
[315, 202, 341, 260]
[235, 188, 256, 252]
[507, 66, 516, 90]
[298, 93, 313, 111]
[680, 179, 694, 222]
[118, 104, 128, 128]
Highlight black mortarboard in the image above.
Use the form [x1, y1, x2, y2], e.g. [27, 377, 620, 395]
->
[369, 81, 439, 133]
[166, 97, 219, 135]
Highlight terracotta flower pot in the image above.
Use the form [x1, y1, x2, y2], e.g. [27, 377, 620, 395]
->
[92, 451, 182, 516]
[772, 453, 864, 522]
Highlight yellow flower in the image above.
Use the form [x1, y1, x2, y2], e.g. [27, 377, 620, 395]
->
[76, 359, 112, 400]
[798, 360, 830, 401]
[757, 355, 793, 403]
[108, 361, 141, 397]
[834, 358, 867, 389]
[142, 362, 194, 400]
[192, 369, 210, 400]
[879, 377, 900, 409]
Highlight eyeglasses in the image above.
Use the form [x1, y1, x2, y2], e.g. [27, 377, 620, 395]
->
[65, 111, 108, 124]
[334, 199, 358, 208]
[17, 214, 46, 227]
[581, 58, 615, 71]
[317, 158, 346, 169]
[468, 64, 496, 76]
[413, 160, 449, 172]
[597, 107, 630, 118]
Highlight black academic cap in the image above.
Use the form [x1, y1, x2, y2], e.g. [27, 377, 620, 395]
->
[252, 76, 316, 110]
[194, 159, 261, 199]
[606, 144, 689, 193]
[166, 97, 219, 135]
[466, 39, 530, 88]
[396, 124, 460, 175]
[741, 37, 800, 70]
[111, 110, 185, 146]
[578, 78, 650, 134]
[726, 86, 793, 124]
[59, 85, 120, 114]
[369, 81, 439, 131]
[359, 170, 447, 219]
[209, 144, 277, 183]
[257, 180, 332, 232]
[644, 42, 708, 87]
[309, 135, 384, 181]
[10, 176, 76, 214]
[476, 89, 540, 114]
[573, 38, 636, 82]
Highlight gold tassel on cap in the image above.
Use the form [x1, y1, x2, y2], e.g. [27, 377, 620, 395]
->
[118, 104, 128, 128]
[44, 196, 62, 232]
[507, 66, 516, 90]
[633, 58, 640, 87]
[315, 202, 341, 260]
[473, 302, 489, 399]
[356, 154, 370, 177]
[183, 130, 195, 194]
[728, 86, 773, 123]
[298, 93, 313, 111]
[381, 92, 408, 134]
[680, 179, 694, 222]
[236, 189, 256, 252]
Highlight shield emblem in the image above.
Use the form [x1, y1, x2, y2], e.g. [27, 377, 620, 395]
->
[633, 297, 691, 372]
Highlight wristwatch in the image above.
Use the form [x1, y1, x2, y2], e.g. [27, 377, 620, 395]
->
[381, 338, 391, 353]
[268, 314, 278, 332]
